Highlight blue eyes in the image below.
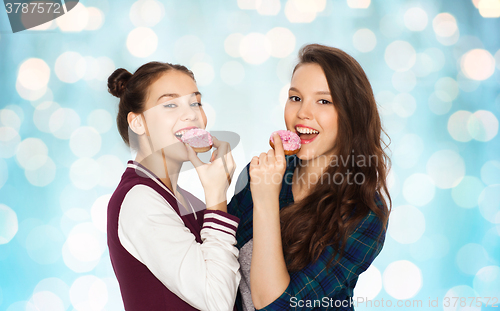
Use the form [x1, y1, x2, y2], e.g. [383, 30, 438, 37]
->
[163, 102, 202, 108]
[288, 96, 332, 105]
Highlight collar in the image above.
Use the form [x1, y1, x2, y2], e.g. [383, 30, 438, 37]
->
[125, 160, 196, 216]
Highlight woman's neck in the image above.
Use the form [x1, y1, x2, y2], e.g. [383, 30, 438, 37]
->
[293, 155, 332, 199]
[135, 149, 182, 194]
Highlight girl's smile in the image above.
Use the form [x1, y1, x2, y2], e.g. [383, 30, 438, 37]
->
[139, 71, 207, 162]
[294, 124, 320, 144]
[174, 126, 200, 141]
[285, 63, 339, 160]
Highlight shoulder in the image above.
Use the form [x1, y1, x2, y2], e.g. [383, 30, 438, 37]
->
[343, 195, 387, 251]
[109, 174, 161, 213]
[123, 183, 164, 202]
[357, 209, 384, 235]
[372, 191, 389, 228]
[352, 192, 387, 226]
[374, 191, 387, 213]
[347, 202, 387, 260]
[120, 184, 176, 223]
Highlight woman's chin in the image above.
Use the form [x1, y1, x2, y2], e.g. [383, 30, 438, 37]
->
[296, 148, 316, 161]
[160, 144, 189, 162]
[177, 151, 191, 163]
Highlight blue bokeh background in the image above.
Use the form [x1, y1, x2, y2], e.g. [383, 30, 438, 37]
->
[1, 0, 499, 310]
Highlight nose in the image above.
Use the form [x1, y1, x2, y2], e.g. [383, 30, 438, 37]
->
[180, 102, 197, 121]
[296, 100, 312, 120]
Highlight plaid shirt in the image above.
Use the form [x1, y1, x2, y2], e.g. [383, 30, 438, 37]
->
[228, 155, 387, 311]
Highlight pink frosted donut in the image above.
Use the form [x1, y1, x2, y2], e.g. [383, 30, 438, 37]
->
[269, 130, 301, 155]
[181, 128, 213, 153]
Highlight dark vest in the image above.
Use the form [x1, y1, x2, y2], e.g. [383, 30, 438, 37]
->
[107, 160, 206, 310]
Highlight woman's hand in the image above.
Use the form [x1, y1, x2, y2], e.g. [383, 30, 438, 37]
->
[185, 136, 236, 210]
[249, 133, 286, 207]
[248, 134, 290, 308]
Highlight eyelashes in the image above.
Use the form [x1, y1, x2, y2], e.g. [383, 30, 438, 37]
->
[319, 99, 332, 105]
[162, 102, 203, 108]
[288, 96, 332, 105]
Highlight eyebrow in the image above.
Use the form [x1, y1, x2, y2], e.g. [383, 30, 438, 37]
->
[289, 87, 330, 96]
[157, 91, 202, 101]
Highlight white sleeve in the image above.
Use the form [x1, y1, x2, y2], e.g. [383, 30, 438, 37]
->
[118, 184, 241, 311]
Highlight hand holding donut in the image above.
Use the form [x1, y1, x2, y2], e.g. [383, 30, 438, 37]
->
[249, 132, 287, 206]
[184, 131, 235, 209]
[269, 130, 301, 155]
[181, 128, 213, 153]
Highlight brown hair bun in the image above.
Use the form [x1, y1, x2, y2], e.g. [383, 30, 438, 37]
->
[108, 68, 133, 98]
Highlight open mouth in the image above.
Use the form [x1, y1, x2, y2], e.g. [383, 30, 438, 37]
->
[295, 125, 319, 143]
[174, 127, 198, 141]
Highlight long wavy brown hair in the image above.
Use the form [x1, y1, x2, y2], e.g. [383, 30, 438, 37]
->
[280, 44, 392, 272]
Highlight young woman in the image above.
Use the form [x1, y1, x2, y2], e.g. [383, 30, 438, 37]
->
[228, 44, 391, 311]
[106, 62, 241, 311]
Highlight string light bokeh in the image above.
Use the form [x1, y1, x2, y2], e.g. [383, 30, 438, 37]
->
[0, 0, 499, 310]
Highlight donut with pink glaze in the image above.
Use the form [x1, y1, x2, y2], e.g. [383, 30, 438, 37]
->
[269, 130, 301, 155]
[181, 128, 213, 153]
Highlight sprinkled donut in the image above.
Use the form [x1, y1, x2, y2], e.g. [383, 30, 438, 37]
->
[181, 128, 213, 153]
[269, 130, 301, 155]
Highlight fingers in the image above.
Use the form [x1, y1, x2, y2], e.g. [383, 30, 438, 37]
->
[267, 148, 275, 164]
[224, 149, 236, 178]
[223, 153, 233, 177]
[210, 150, 217, 162]
[208, 140, 232, 184]
[259, 152, 268, 167]
[211, 136, 231, 162]
[251, 155, 259, 164]
[218, 154, 231, 185]
[250, 156, 259, 172]
[211, 136, 225, 167]
[211, 136, 221, 148]
[219, 153, 230, 176]
[184, 143, 204, 167]
[272, 133, 285, 163]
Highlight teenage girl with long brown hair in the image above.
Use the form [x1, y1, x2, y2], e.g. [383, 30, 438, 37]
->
[228, 44, 391, 311]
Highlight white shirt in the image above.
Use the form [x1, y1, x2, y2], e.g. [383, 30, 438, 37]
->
[118, 184, 241, 311]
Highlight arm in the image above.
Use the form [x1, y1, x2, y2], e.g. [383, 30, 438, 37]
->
[185, 136, 236, 213]
[248, 134, 290, 308]
[251, 199, 290, 309]
[257, 210, 386, 311]
[118, 184, 241, 311]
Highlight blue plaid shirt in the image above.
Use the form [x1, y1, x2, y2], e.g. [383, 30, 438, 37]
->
[228, 154, 387, 311]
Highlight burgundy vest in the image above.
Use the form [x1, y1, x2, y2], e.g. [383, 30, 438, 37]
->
[107, 160, 207, 310]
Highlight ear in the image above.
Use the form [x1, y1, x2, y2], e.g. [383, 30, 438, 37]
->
[127, 112, 146, 136]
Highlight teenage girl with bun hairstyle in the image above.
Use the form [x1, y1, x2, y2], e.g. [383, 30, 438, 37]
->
[107, 62, 241, 311]
[228, 44, 391, 311]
